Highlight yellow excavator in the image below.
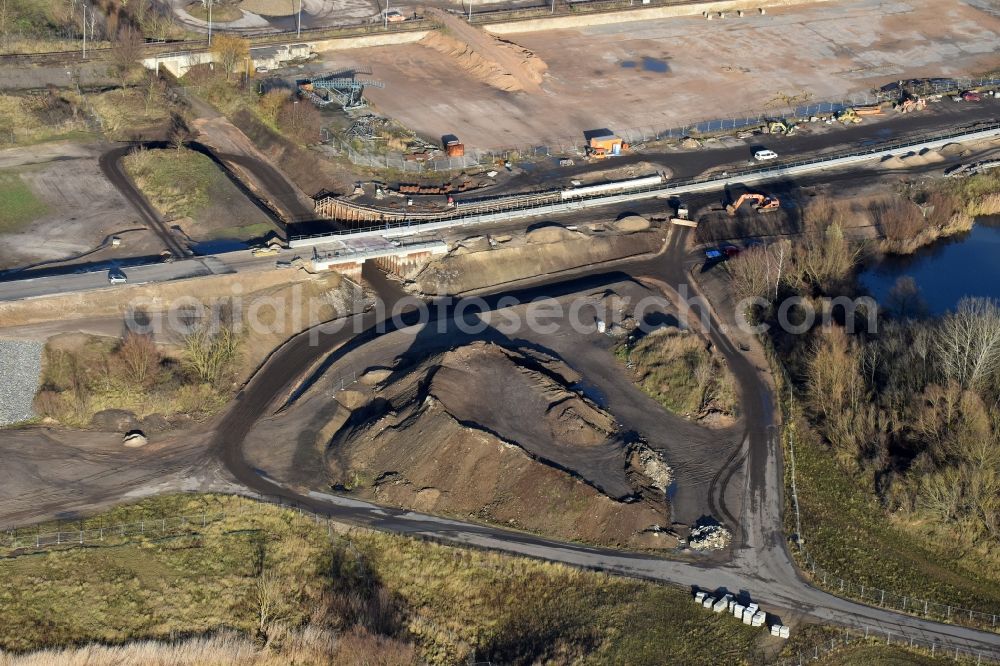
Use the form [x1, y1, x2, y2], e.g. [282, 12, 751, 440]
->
[727, 192, 780, 216]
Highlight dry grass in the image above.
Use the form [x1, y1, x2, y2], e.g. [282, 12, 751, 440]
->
[89, 87, 171, 139]
[0, 93, 93, 146]
[35, 334, 231, 428]
[0, 494, 765, 665]
[618, 328, 737, 421]
[123, 148, 225, 221]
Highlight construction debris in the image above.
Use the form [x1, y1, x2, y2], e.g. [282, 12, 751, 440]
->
[688, 523, 732, 550]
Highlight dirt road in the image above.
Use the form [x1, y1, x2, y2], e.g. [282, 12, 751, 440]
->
[206, 238, 1000, 657]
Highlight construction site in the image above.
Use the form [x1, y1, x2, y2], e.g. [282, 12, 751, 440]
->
[308, 0, 1000, 149]
[2, 0, 1000, 662]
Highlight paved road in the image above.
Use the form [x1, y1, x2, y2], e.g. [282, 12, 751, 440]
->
[209, 240, 1000, 658]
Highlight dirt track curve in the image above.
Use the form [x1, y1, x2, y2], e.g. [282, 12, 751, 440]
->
[210, 230, 1000, 659]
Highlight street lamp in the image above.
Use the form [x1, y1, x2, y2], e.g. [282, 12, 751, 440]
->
[297, 0, 302, 38]
[207, 0, 213, 45]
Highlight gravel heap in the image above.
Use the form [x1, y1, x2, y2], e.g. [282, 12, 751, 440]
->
[0, 339, 43, 426]
[688, 523, 732, 551]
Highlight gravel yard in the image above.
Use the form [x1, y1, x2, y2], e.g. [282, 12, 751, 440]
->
[0, 339, 43, 426]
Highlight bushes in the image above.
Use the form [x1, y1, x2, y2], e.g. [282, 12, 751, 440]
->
[35, 325, 240, 428]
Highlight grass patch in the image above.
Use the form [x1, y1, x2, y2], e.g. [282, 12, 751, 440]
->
[205, 222, 274, 241]
[123, 147, 226, 221]
[617, 328, 737, 419]
[88, 88, 171, 140]
[0, 93, 93, 146]
[0, 171, 47, 233]
[816, 644, 960, 665]
[0, 494, 768, 664]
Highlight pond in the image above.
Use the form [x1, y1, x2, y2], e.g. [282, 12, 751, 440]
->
[859, 217, 1000, 315]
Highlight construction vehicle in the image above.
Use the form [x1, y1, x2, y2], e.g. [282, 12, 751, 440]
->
[727, 192, 780, 216]
[835, 108, 863, 124]
[586, 133, 629, 159]
[765, 119, 796, 135]
[894, 92, 926, 113]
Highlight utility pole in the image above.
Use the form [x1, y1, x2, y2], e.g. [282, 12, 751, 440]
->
[297, 0, 302, 38]
[468, 0, 472, 21]
[383, 0, 389, 28]
[207, 0, 213, 46]
[81, 3, 87, 59]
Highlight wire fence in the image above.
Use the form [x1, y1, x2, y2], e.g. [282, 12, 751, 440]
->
[2, 490, 998, 662]
[768, 347, 1000, 634]
[320, 76, 1000, 173]
[773, 627, 994, 665]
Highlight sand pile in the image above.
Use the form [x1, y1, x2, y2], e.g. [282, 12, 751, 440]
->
[525, 223, 585, 244]
[420, 9, 547, 93]
[881, 149, 945, 169]
[612, 215, 652, 233]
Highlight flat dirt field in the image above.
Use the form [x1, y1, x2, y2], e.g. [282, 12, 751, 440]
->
[0, 142, 164, 271]
[326, 0, 1000, 148]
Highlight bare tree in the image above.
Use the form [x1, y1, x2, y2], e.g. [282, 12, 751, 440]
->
[935, 298, 1000, 392]
[254, 570, 288, 644]
[183, 318, 241, 385]
[108, 26, 144, 97]
[117, 331, 161, 385]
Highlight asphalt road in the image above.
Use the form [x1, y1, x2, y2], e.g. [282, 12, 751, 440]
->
[496, 98, 1000, 191]
[209, 239, 1000, 658]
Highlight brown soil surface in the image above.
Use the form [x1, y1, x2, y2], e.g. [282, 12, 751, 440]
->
[413, 228, 666, 294]
[421, 9, 548, 94]
[322, 341, 673, 548]
[329, 0, 1000, 148]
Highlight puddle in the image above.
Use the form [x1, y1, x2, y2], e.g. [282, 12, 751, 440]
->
[620, 57, 670, 73]
[572, 380, 608, 407]
[641, 57, 669, 73]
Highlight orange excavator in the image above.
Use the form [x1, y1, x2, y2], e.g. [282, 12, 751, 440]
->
[727, 193, 780, 216]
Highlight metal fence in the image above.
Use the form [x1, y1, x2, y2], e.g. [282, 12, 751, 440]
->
[770, 350, 1000, 634]
[292, 120, 1000, 241]
[323, 78, 999, 173]
[773, 627, 993, 665]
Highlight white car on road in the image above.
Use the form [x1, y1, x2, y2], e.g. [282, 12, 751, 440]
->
[753, 149, 779, 161]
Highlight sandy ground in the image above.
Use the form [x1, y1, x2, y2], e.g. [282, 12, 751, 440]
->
[0, 142, 165, 272]
[324, 0, 1000, 148]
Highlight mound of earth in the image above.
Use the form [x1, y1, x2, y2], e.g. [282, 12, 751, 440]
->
[612, 215, 652, 233]
[420, 9, 547, 93]
[413, 229, 664, 294]
[324, 342, 674, 548]
[525, 223, 586, 244]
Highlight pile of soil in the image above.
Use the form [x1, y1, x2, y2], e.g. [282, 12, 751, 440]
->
[324, 342, 675, 548]
[880, 148, 946, 169]
[420, 9, 548, 93]
[525, 223, 585, 244]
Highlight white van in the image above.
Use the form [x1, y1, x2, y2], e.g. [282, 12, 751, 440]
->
[754, 149, 779, 161]
[108, 271, 127, 285]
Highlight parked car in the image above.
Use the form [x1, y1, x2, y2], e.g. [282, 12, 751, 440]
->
[961, 90, 982, 102]
[108, 269, 127, 285]
[753, 149, 779, 161]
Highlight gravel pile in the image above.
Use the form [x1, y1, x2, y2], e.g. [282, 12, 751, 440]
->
[0, 339, 44, 426]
